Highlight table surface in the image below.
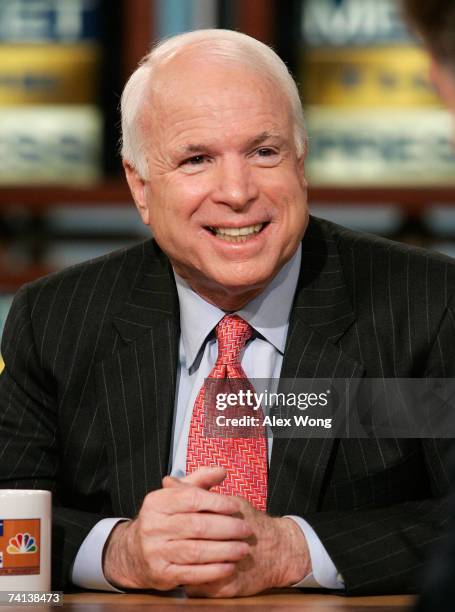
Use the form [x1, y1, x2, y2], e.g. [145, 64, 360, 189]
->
[17, 591, 415, 612]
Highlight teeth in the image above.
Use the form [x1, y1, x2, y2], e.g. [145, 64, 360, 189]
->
[209, 224, 263, 241]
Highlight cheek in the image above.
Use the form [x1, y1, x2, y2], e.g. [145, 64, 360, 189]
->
[276, 182, 308, 220]
[276, 193, 308, 245]
[265, 165, 306, 197]
[165, 178, 212, 221]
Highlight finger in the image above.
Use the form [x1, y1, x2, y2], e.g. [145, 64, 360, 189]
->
[165, 512, 252, 540]
[185, 574, 238, 598]
[179, 466, 227, 488]
[171, 562, 236, 586]
[165, 539, 249, 565]
[161, 475, 183, 488]
[150, 485, 241, 516]
[163, 466, 227, 490]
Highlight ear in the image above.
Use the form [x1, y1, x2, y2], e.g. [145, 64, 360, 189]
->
[297, 140, 308, 189]
[123, 159, 150, 226]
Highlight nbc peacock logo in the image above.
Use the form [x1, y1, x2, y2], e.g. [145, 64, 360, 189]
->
[6, 533, 38, 555]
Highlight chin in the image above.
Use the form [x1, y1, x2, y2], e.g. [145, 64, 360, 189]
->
[209, 268, 275, 294]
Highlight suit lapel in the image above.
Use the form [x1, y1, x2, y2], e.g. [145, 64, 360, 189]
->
[268, 218, 364, 516]
[98, 241, 180, 517]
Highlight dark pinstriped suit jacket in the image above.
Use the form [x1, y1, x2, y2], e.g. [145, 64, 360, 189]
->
[1, 216, 455, 594]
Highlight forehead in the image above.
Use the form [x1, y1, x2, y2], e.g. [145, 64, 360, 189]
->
[141, 55, 293, 145]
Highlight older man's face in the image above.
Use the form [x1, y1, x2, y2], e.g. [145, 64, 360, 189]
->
[126, 54, 308, 307]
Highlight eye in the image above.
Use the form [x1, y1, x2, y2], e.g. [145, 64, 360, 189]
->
[178, 154, 211, 174]
[180, 153, 209, 168]
[257, 147, 276, 157]
[253, 147, 280, 166]
[182, 155, 207, 166]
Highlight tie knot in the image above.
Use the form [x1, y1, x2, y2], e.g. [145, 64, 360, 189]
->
[215, 315, 252, 365]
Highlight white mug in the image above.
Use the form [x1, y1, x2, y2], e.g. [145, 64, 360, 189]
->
[0, 490, 51, 590]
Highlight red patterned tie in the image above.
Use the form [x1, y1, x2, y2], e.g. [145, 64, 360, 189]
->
[186, 315, 268, 511]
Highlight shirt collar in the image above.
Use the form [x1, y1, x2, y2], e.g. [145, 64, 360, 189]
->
[174, 244, 301, 369]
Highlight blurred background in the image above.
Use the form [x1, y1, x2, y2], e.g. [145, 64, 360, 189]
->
[1, 0, 455, 357]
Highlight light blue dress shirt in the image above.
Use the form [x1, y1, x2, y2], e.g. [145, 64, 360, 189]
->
[72, 245, 343, 591]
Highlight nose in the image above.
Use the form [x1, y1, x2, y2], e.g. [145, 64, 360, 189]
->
[212, 155, 259, 209]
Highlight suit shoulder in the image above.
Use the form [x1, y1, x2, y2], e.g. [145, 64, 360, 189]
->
[308, 217, 455, 328]
[316, 216, 455, 282]
[9, 240, 168, 329]
[3, 239, 168, 369]
[22, 239, 157, 300]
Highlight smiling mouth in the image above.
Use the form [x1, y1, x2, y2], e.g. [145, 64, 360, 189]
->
[206, 223, 268, 243]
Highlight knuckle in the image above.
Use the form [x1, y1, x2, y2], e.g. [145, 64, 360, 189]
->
[190, 566, 209, 585]
[158, 563, 178, 590]
[134, 515, 148, 537]
[136, 513, 157, 538]
[234, 498, 248, 516]
[139, 493, 163, 523]
[142, 490, 158, 510]
[232, 518, 246, 537]
[160, 563, 173, 582]
[166, 540, 185, 564]
[142, 539, 155, 558]
[155, 513, 171, 536]
[217, 583, 237, 598]
[183, 486, 201, 510]
[185, 539, 201, 563]
[189, 514, 205, 538]
[232, 542, 248, 559]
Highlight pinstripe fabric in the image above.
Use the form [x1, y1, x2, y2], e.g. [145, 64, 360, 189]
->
[0, 216, 454, 594]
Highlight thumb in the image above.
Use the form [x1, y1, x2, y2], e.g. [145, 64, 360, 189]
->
[162, 466, 227, 490]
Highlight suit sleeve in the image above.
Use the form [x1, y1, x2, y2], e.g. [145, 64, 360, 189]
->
[304, 299, 455, 595]
[0, 285, 110, 589]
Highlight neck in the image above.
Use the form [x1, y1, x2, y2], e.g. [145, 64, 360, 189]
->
[172, 267, 271, 311]
[191, 285, 263, 311]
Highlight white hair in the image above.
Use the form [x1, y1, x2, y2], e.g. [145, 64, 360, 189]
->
[120, 29, 306, 178]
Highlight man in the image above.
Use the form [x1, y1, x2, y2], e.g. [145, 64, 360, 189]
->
[1, 29, 455, 597]
[402, 2, 455, 610]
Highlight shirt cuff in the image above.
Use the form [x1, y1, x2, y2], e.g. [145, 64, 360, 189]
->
[284, 515, 344, 590]
[71, 518, 128, 591]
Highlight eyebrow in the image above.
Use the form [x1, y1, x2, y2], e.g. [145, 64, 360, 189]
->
[245, 131, 281, 149]
[178, 131, 282, 155]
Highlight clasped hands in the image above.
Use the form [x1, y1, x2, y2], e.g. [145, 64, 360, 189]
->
[103, 466, 311, 597]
